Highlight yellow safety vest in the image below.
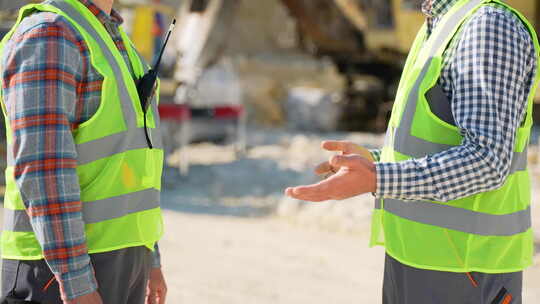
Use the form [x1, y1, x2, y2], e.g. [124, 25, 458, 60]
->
[0, 0, 164, 259]
[371, 0, 540, 273]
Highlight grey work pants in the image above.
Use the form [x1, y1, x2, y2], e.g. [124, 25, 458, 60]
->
[383, 254, 522, 304]
[1, 246, 152, 304]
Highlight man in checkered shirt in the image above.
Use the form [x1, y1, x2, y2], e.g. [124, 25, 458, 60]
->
[286, 0, 538, 302]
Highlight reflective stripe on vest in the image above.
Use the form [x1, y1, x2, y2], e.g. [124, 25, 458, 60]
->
[4, 189, 160, 232]
[373, 0, 538, 273]
[385, 124, 528, 173]
[374, 198, 531, 236]
[76, 127, 162, 165]
[6, 127, 163, 167]
[49, 0, 161, 130]
[49, 0, 138, 128]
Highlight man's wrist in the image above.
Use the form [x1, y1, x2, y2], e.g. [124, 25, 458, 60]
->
[152, 243, 162, 268]
[56, 263, 98, 301]
[368, 149, 382, 162]
[374, 162, 403, 197]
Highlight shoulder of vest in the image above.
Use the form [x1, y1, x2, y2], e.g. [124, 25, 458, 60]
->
[11, 10, 83, 45]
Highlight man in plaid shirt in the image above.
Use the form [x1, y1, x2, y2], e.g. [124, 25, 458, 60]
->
[1, 0, 167, 303]
[287, 0, 538, 302]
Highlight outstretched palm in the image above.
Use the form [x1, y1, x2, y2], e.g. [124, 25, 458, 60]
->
[285, 141, 377, 202]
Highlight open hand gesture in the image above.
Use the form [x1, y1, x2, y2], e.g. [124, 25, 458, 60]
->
[285, 141, 377, 202]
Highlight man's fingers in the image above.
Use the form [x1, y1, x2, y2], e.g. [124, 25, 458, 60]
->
[146, 289, 165, 304]
[291, 183, 325, 196]
[356, 147, 375, 162]
[158, 288, 167, 304]
[322, 141, 351, 153]
[285, 182, 333, 202]
[146, 294, 156, 304]
[322, 140, 375, 161]
[314, 161, 335, 175]
[330, 154, 364, 168]
[146, 288, 158, 304]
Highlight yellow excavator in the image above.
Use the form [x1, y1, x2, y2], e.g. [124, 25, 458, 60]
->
[360, 0, 538, 54]
[278, 0, 540, 128]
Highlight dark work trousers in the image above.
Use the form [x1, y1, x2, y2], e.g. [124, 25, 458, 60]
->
[383, 254, 523, 304]
[1, 246, 152, 304]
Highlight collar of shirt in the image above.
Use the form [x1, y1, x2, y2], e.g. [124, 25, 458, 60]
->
[422, 0, 461, 18]
[422, 0, 461, 34]
[78, 0, 124, 27]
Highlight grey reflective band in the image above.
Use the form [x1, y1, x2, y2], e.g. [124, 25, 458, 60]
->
[510, 149, 528, 173]
[395, 0, 481, 153]
[77, 127, 163, 165]
[380, 198, 531, 236]
[5, 127, 163, 167]
[49, 0, 138, 127]
[394, 133, 528, 173]
[393, 62, 438, 154]
[4, 188, 160, 232]
[3, 208, 32, 233]
[375, 198, 382, 209]
[82, 188, 159, 223]
[6, 151, 13, 167]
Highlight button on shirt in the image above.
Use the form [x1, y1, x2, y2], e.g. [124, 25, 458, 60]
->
[1, 0, 160, 300]
[373, 0, 538, 201]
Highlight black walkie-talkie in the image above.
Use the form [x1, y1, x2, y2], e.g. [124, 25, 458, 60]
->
[136, 18, 176, 149]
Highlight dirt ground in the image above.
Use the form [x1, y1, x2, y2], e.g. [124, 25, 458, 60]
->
[160, 212, 386, 303]
[159, 211, 540, 304]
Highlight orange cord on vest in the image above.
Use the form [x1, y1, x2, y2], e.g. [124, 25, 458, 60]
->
[465, 272, 478, 288]
[42, 276, 56, 291]
[501, 294, 513, 304]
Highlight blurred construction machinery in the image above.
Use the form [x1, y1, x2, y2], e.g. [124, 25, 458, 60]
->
[1, 0, 540, 176]
[2, 0, 540, 129]
[278, 0, 540, 129]
[2, 0, 540, 132]
[163, 0, 540, 131]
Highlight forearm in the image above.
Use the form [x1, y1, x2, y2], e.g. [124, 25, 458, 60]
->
[375, 143, 512, 202]
[10, 95, 97, 301]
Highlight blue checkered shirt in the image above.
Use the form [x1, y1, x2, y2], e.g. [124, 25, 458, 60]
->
[374, 0, 538, 201]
